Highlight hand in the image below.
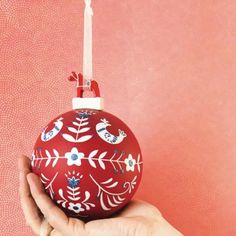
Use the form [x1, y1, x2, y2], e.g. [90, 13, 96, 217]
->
[18, 155, 183, 236]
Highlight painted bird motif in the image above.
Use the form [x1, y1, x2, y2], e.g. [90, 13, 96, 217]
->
[96, 118, 127, 144]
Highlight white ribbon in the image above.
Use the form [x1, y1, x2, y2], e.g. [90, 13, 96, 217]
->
[83, 0, 93, 86]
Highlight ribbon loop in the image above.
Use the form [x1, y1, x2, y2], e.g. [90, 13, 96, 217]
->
[83, 0, 93, 86]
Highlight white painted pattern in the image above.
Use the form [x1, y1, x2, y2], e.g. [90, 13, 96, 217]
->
[90, 174, 137, 211]
[62, 112, 92, 143]
[57, 171, 95, 216]
[96, 118, 127, 145]
[40, 172, 58, 199]
[32, 148, 143, 172]
[41, 117, 64, 142]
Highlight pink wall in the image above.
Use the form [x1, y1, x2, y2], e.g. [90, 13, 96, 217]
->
[1, 1, 236, 235]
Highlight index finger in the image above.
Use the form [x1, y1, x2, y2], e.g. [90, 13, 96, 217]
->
[18, 155, 43, 234]
[118, 200, 162, 218]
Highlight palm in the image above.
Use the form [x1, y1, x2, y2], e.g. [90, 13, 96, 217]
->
[18, 155, 183, 236]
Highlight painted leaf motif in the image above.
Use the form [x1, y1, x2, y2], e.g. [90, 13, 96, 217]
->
[58, 189, 64, 198]
[107, 195, 118, 207]
[117, 195, 125, 201]
[76, 117, 89, 122]
[62, 134, 76, 142]
[84, 191, 90, 202]
[113, 195, 122, 204]
[106, 182, 118, 188]
[68, 186, 80, 191]
[45, 150, 51, 167]
[98, 159, 105, 170]
[68, 127, 78, 133]
[98, 152, 107, 170]
[88, 157, 96, 168]
[53, 149, 59, 157]
[52, 149, 59, 167]
[72, 122, 80, 126]
[40, 179, 47, 184]
[77, 135, 92, 142]
[80, 122, 89, 127]
[132, 176, 137, 185]
[88, 150, 98, 168]
[100, 192, 111, 211]
[101, 178, 113, 185]
[41, 173, 49, 181]
[99, 152, 107, 159]
[77, 127, 90, 134]
[137, 154, 141, 173]
[89, 150, 99, 159]
[68, 196, 80, 201]
[67, 190, 74, 195]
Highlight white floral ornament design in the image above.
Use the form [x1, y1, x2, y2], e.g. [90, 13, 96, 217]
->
[68, 202, 85, 214]
[65, 147, 84, 166]
[124, 154, 136, 172]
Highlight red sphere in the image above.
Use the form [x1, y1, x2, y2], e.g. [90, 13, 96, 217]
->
[32, 109, 143, 220]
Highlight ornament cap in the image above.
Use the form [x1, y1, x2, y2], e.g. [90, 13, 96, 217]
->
[72, 97, 104, 110]
[68, 72, 104, 110]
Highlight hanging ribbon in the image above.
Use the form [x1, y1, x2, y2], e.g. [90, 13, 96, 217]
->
[83, 0, 93, 88]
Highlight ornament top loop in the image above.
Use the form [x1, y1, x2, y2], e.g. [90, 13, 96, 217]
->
[85, 0, 91, 6]
[69, 0, 103, 110]
[83, 0, 93, 85]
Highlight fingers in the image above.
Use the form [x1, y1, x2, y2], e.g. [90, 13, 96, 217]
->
[18, 155, 43, 235]
[18, 155, 32, 197]
[50, 229, 64, 236]
[119, 200, 184, 236]
[27, 172, 85, 236]
[118, 200, 162, 219]
[151, 217, 184, 236]
[87, 211, 184, 236]
[86, 217, 149, 236]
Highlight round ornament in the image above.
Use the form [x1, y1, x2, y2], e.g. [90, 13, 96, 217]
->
[32, 73, 143, 220]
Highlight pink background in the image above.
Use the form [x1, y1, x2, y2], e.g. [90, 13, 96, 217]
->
[0, 0, 236, 235]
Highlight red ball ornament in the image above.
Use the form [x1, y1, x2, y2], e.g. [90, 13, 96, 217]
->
[32, 73, 143, 220]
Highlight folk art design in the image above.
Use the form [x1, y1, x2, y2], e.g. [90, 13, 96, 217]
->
[96, 118, 127, 144]
[57, 171, 95, 216]
[32, 147, 142, 172]
[32, 109, 143, 219]
[62, 111, 93, 143]
[41, 117, 64, 142]
[90, 175, 137, 211]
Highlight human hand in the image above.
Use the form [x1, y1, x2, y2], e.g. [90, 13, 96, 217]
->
[18, 155, 183, 236]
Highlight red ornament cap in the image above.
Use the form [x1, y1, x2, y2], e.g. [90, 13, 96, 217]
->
[68, 72, 104, 110]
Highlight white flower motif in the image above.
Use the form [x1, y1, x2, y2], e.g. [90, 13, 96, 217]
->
[65, 147, 84, 166]
[68, 202, 84, 214]
[124, 154, 136, 172]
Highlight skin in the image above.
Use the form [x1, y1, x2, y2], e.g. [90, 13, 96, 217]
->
[18, 155, 184, 236]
